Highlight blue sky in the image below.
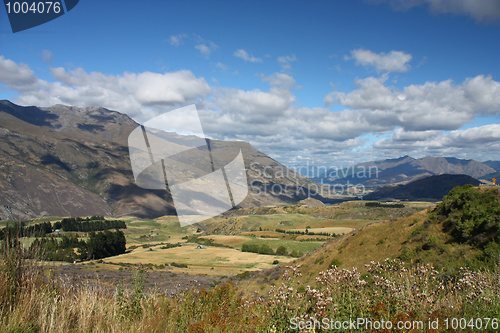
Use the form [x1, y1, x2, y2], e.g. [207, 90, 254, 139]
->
[1, 0, 499, 168]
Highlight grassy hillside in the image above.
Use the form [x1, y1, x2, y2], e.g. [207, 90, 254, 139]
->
[200, 201, 430, 234]
[245, 185, 500, 292]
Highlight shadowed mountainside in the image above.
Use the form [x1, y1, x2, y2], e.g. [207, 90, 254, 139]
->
[0, 100, 329, 220]
[363, 174, 481, 201]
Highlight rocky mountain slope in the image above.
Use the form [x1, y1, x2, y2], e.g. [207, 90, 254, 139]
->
[0, 100, 327, 221]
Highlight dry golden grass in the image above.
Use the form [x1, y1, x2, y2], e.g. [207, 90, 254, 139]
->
[199, 235, 252, 246]
[107, 244, 293, 275]
[240, 230, 283, 237]
[289, 226, 354, 234]
[295, 235, 331, 241]
[0, 273, 186, 332]
[292, 211, 431, 276]
[242, 208, 437, 293]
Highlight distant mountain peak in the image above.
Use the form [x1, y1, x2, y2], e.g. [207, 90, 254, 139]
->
[315, 155, 497, 187]
[386, 155, 414, 162]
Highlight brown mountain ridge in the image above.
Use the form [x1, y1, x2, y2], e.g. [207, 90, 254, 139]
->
[0, 100, 328, 221]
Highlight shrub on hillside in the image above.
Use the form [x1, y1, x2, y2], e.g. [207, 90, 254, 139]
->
[241, 243, 259, 253]
[275, 245, 288, 256]
[429, 185, 500, 268]
[257, 244, 274, 255]
[431, 185, 500, 248]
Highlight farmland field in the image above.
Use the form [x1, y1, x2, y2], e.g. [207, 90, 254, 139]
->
[288, 226, 354, 234]
[80, 201, 428, 276]
[106, 243, 294, 276]
[1, 201, 431, 278]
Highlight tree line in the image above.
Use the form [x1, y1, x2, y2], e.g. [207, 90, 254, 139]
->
[0, 216, 126, 240]
[29, 229, 126, 262]
[275, 228, 336, 237]
[365, 202, 405, 208]
[0, 221, 53, 239]
[59, 216, 126, 232]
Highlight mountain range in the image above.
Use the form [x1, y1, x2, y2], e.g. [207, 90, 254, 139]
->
[1, 100, 498, 221]
[0, 100, 326, 221]
[312, 155, 499, 187]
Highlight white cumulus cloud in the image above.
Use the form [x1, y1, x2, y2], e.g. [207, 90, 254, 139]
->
[168, 34, 188, 46]
[328, 74, 500, 131]
[1, 55, 499, 166]
[168, 33, 217, 57]
[0, 56, 39, 91]
[195, 41, 218, 56]
[277, 54, 297, 70]
[373, 124, 500, 161]
[0, 57, 210, 120]
[234, 49, 263, 63]
[349, 49, 412, 73]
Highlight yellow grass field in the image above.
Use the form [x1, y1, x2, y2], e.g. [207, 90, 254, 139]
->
[106, 244, 293, 276]
[295, 235, 331, 241]
[199, 235, 252, 246]
[290, 227, 354, 234]
[240, 231, 283, 237]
